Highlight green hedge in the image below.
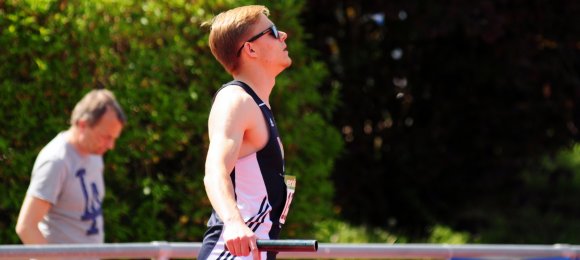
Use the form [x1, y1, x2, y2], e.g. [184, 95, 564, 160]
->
[0, 0, 342, 243]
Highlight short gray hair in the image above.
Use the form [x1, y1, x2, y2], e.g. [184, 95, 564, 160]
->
[70, 89, 127, 127]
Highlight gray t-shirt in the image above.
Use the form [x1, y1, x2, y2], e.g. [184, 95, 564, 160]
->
[27, 131, 105, 244]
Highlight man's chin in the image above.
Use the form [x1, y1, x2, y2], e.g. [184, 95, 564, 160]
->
[284, 58, 292, 68]
[93, 149, 107, 155]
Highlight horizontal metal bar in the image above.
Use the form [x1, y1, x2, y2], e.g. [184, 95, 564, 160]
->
[278, 243, 580, 259]
[1, 242, 579, 259]
[0, 242, 178, 259]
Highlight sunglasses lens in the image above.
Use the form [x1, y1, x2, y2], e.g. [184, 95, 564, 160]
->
[272, 25, 280, 39]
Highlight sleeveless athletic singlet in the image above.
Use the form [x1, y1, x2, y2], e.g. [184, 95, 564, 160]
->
[198, 80, 288, 260]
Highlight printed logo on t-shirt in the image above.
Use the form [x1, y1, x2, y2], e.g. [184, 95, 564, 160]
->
[76, 169, 102, 236]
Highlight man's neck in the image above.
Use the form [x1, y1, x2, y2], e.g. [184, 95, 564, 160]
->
[67, 127, 89, 157]
[233, 69, 276, 106]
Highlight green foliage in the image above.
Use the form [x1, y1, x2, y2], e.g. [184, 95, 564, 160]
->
[313, 220, 471, 245]
[480, 144, 580, 243]
[0, 0, 342, 243]
[314, 219, 399, 243]
[426, 225, 471, 244]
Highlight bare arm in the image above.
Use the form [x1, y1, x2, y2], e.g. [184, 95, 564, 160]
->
[15, 196, 51, 244]
[204, 87, 260, 259]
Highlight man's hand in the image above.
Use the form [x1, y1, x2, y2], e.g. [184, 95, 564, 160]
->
[223, 221, 261, 260]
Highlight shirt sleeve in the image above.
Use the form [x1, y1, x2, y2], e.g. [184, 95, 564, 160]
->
[27, 159, 67, 205]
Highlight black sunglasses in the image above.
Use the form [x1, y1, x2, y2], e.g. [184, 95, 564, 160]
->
[236, 25, 280, 57]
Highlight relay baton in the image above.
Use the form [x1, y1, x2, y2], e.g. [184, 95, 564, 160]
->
[256, 239, 318, 252]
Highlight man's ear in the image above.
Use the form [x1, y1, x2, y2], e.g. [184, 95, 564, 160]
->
[248, 44, 259, 57]
[76, 119, 87, 129]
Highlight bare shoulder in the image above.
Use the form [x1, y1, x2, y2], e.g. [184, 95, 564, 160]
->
[212, 85, 254, 110]
[209, 84, 268, 155]
[209, 85, 261, 131]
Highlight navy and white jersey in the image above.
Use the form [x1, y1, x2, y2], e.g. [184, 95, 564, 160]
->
[199, 80, 290, 260]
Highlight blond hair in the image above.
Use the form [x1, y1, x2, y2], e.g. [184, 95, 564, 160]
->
[205, 5, 270, 74]
[70, 89, 127, 127]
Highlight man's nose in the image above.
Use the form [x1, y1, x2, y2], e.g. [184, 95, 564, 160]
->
[279, 31, 288, 41]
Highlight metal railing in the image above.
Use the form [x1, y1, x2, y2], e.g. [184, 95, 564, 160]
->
[1, 242, 579, 259]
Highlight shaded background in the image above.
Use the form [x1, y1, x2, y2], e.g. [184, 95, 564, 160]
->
[303, 0, 580, 242]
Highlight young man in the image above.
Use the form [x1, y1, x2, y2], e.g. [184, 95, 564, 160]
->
[16, 89, 126, 245]
[199, 5, 295, 260]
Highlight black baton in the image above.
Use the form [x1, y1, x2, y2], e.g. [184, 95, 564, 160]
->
[256, 239, 318, 252]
